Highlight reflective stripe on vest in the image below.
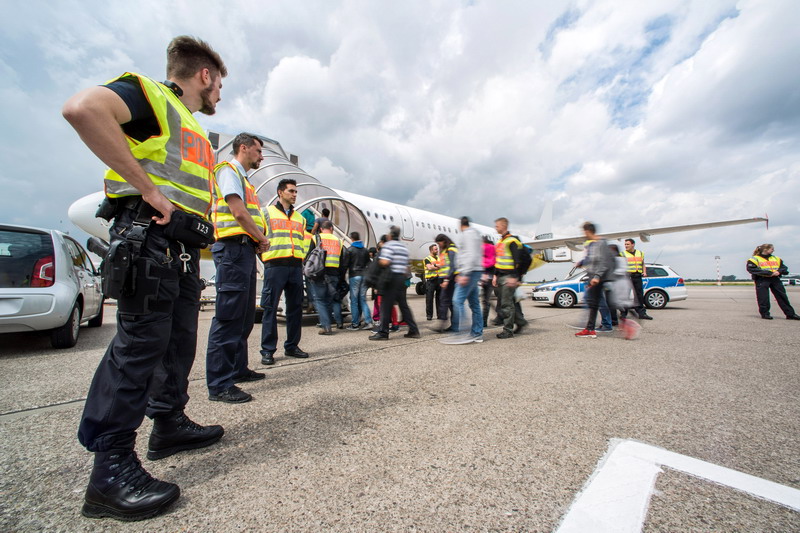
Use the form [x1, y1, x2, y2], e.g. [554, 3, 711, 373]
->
[212, 161, 267, 239]
[319, 233, 342, 268]
[103, 73, 214, 219]
[748, 255, 781, 271]
[424, 255, 439, 279]
[495, 234, 521, 271]
[438, 245, 459, 277]
[261, 205, 307, 261]
[623, 250, 644, 274]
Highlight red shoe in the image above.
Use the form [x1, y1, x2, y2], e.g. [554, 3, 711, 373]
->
[575, 329, 597, 338]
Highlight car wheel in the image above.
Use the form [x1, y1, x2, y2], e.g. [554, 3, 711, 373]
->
[645, 289, 668, 309]
[51, 303, 81, 348]
[87, 302, 104, 328]
[415, 281, 426, 296]
[554, 290, 577, 308]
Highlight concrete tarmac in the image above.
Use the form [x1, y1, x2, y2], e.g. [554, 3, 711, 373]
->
[1, 286, 798, 531]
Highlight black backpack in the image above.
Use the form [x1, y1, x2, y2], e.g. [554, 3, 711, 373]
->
[516, 239, 534, 273]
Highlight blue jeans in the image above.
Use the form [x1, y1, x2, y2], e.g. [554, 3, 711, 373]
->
[452, 271, 484, 337]
[349, 275, 372, 326]
[599, 291, 612, 329]
[312, 274, 342, 330]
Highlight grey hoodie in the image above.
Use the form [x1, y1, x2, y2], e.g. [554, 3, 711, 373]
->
[455, 226, 483, 274]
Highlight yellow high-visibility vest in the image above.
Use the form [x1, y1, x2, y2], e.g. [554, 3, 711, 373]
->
[318, 233, 342, 268]
[423, 255, 439, 279]
[623, 249, 645, 274]
[495, 234, 521, 272]
[261, 205, 307, 262]
[103, 73, 214, 218]
[438, 245, 459, 277]
[211, 161, 267, 240]
[748, 255, 781, 271]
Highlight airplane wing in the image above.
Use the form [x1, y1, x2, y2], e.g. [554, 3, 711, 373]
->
[524, 216, 768, 252]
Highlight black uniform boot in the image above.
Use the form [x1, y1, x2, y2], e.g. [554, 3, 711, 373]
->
[82, 450, 180, 521]
[147, 412, 224, 460]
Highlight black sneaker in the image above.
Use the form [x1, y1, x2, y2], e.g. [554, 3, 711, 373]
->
[147, 412, 224, 460]
[208, 386, 252, 404]
[513, 321, 528, 334]
[261, 352, 276, 365]
[496, 331, 514, 339]
[369, 333, 389, 341]
[346, 324, 361, 331]
[233, 369, 265, 383]
[404, 332, 421, 339]
[285, 348, 310, 358]
[82, 450, 180, 521]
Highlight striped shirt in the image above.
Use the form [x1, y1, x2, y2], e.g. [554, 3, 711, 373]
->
[380, 240, 410, 274]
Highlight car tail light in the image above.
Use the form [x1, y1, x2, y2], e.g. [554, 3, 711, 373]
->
[31, 255, 55, 287]
[677, 278, 684, 286]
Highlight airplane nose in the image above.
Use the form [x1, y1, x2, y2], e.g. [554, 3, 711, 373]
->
[68, 191, 112, 240]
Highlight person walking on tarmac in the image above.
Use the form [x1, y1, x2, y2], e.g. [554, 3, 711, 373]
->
[424, 244, 442, 321]
[493, 218, 528, 338]
[260, 178, 311, 364]
[746, 244, 800, 320]
[205, 133, 270, 404]
[369, 226, 421, 340]
[433, 234, 458, 332]
[63, 36, 227, 521]
[621, 238, 652, 320]
[312, 221, 345, 334]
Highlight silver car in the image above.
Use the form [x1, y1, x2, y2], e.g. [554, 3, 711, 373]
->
[0, 224, 104, 348]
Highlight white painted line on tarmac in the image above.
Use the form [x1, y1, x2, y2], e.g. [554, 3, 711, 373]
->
[556, 438, 800, 533]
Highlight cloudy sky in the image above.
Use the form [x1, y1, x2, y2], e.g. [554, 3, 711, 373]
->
[1, 0, 798, 279]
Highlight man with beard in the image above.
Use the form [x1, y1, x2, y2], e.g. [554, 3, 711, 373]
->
[205, 133, 270, 404]
[63, 36, 227, 521]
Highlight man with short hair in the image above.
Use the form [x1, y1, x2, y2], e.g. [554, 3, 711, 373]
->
[369, 226, 421, 340]
[311, 207, 331, 234]
[312, 221, 345, 334]
[575, 222, 617, 338]
[622, 238, 652, 320]
[493, 217, 528, 338]
[63, 36, 226, 521]
[345, 231, 373, 330]
[441, 217, 484, 344]
[205, 133, 270, 404]
[424, 244, 442, 321]
[260, 179, 311, 363]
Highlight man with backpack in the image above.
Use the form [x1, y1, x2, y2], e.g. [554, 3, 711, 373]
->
[493, 217, 529, 339]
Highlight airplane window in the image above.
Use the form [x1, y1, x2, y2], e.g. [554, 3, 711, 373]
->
[382, 214, 386, 220]
[427, 223, 431, 229]
[374, 213, 378, 218]
[390, 216, 394, 221]
[366, 211, 370, 216]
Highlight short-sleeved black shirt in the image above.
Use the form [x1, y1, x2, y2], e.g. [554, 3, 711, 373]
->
[104, 77, 159, 142]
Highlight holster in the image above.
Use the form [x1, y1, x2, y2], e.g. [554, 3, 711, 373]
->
[117, 257, 178, 315]
[101, 240, 133, 299]
[164, 211, 215, 248]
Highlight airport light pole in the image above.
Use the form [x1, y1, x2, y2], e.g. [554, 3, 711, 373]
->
[715, 256, 721, 286]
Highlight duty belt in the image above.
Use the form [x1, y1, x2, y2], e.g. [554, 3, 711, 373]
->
[220, 235, 256, 246]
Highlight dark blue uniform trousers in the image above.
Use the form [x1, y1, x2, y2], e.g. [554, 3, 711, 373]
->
[260, 264, 304, 354]
[205, 238, 257, 394]
[78, 212, 201, 453]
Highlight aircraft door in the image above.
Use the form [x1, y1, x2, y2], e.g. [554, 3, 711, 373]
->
[396, 207, 414, 240]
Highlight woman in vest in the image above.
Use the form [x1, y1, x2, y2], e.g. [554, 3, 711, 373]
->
[746, 244, 800, 320]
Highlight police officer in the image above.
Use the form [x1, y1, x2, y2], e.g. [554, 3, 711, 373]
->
[493, 217, 528, 338]
[423, 244, 442, 321]
[434, 234, 458, 332]
[746, 244, 800, 320]
[312, 221, 345, 334]
[622, 238, 652, 320]
[63, 36, 226, 521]
[205, 133, 270, 404]
[260, 178, 311, 363]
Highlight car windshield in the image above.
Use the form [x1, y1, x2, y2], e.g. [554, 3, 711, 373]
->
[0, 229, 54, 288]
[566, 268, 588, 280]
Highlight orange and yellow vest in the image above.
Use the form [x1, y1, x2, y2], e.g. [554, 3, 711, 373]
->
[623, 249, 644, 274]
[318, 233, 343, 268]
[261, 205, 308, 262]
[103, 73, 214, 219]
[495, 234, 522, 272]
[211, 161, 267, 240]
[748, 255, 781, 271]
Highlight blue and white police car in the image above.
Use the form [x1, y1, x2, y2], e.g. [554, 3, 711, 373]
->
[531, 264, 687, 309]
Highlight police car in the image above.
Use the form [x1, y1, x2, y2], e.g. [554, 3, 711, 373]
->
[531, 264, 687, 309]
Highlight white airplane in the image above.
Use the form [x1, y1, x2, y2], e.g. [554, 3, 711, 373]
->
[68, 131, 767, 295]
